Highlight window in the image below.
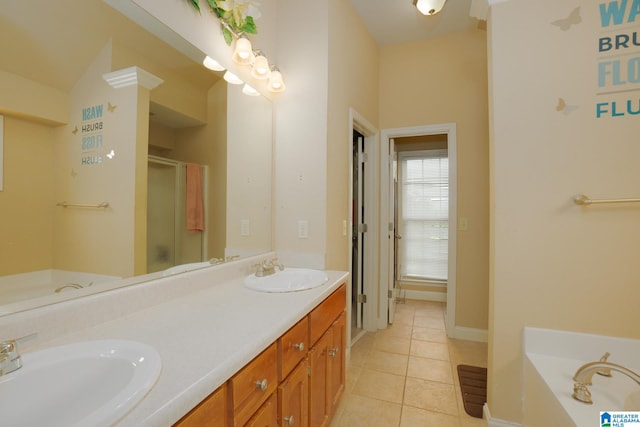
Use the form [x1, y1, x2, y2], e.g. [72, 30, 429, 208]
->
[398, 149, 448, 281]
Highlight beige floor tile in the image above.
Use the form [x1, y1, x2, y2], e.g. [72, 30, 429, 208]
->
[352, 368, 406, 404]
[392, 312, 415, 327]
[412, 326, 448, 343]
[373, 334, 411, 355]
[400, 405, 461, 427]
[404, 377, 459, 416]
[379, 322, 413, 339]
[407, 356, 454, 384]
[363, 350, 409, 376]
[410, 340, 450, 361]
[414, 315, 446, 329]
[459, 414, 485, 426]
[345, 365, 362, 392]
[333, 393, 402, 427]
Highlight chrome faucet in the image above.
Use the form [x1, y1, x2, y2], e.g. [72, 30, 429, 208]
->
[254, 258, 285, 277]
[0, 333, 37, 376]
[572, 359, 640, 404]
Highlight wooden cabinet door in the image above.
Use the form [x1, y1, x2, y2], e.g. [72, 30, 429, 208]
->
[278, 359, 309, 427]
[327, 312, 346, 418]
[245, 393, 278, 427]
[308, 329, 331, 427]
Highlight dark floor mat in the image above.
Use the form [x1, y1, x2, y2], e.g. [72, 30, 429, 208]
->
[457, 365, 487, 419]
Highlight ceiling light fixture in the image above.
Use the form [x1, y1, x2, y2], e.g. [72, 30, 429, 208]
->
[250, 51, 271, 80]
[223, 70, 243, 85]
[267, 67, 286, 93]
[413, 0, 446, 16]
[203, 56, 225, 71]
[242, 84, 260, 96]
[232, 36, 255, 65]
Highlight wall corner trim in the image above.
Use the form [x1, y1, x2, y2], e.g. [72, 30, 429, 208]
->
[483, 404, 523, 427]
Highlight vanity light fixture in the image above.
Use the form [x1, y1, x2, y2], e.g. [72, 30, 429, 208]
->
[267, 67, 286, 93]
[223, 70, 243, 85]
[413, 0, 447, 15]
[250, 51, 271, 80]
[232, 36, 255, 65]
[203, 56, 225, 71]
[242, 84, 260, 96]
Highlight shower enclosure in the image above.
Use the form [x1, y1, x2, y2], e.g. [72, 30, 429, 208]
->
[147, 156, 208, 273]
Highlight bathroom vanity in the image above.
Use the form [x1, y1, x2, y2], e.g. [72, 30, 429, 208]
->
[0, 255, 348, 426]
[176, 284, 346, 426]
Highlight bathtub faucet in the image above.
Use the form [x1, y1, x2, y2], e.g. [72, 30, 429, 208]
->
[0, 333, 37, 376]
[572, 360, 640, 404]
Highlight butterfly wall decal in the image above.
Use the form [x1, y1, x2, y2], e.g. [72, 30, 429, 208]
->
[551, 7, 581, 31]
[108, 102, 117, 112]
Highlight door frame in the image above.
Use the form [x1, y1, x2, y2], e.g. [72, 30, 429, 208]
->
[348, 109, 379, 336]
[380, 123, 457, 334]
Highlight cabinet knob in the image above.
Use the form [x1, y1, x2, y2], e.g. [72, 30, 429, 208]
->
[284, 415, 295, 425]
[293, 342, 305, 351]
[255, 379, 268, 391]
[329, 347, 339, 358]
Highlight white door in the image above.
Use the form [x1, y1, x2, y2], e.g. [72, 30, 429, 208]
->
[387, 138, 397, 324]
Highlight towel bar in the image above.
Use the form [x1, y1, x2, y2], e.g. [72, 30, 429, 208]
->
[573, 194, 640, 205]
[56, 201, 109, 208]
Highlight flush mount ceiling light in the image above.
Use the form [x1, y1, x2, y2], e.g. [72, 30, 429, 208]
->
[413, 0, 446, 16]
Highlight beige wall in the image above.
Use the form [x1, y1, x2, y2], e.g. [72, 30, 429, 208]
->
[488, 0, 640, 423]
[379, 29, 490, 330]
[0, 116, 55, 275]
[326, 0, 379, 270]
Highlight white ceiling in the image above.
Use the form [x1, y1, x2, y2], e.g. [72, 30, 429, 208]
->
[349, 0, 480, 45]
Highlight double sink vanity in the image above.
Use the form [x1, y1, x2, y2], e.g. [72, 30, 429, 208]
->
[0, 254, 348, 426]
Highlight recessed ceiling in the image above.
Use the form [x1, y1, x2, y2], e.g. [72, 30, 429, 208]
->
[349, 0, 479, 45]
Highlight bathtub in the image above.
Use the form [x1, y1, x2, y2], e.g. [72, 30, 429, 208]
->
[523, 327, 640, 427]
[0, 270, 120, 306]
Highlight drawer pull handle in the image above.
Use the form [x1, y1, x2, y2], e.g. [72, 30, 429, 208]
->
[329, 347, 339, 358]
[284, 415, 295, 425]
[293, 342, 305, 351]
[255, 379, 268, 391]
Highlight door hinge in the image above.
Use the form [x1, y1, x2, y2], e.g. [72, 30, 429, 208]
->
[359, 152, 368, 163]
[358, 223, 368, 233]
[388, 290, 394, 299]
[357, 294, 367, 304]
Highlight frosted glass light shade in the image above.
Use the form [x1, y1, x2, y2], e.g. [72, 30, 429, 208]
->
[232, 37, 254, 65]
[267, 70, 285, 93]
[414, 0, 446, 15]
[203, 56, 225, 71]
[242, 84, 260, 96]
[251, 55, 271, 80]
[223, 71, 243, 85]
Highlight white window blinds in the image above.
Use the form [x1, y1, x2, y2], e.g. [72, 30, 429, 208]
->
[399, 149, 448, 281]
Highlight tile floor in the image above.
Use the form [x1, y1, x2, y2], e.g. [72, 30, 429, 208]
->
[330, 300, 488, 427]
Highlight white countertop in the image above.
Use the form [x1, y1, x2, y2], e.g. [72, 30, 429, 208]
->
[40, 268, 348, 426]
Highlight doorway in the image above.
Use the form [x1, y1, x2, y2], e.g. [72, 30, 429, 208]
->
[380, 124, 457, 334]
[348, 109, 379, 344]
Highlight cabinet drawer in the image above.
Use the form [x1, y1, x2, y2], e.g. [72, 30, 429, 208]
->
[278, 316, 309, 381]
[309, 284, 346, 345]
[173, 384, 226, 427]
[245, 393, 278, 427]
[229, 343, 278, 427]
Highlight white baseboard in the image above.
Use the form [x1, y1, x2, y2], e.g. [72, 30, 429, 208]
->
[449, 325, 488, 342]
[483, 404, 522, 427]
[399, 289, 446, 302]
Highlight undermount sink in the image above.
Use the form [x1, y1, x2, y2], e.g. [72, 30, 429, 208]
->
[0, 339, 161, 427]
[244, 267, 329, 292]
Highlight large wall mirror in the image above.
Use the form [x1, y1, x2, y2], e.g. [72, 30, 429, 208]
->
[0, 0, 273, 315]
